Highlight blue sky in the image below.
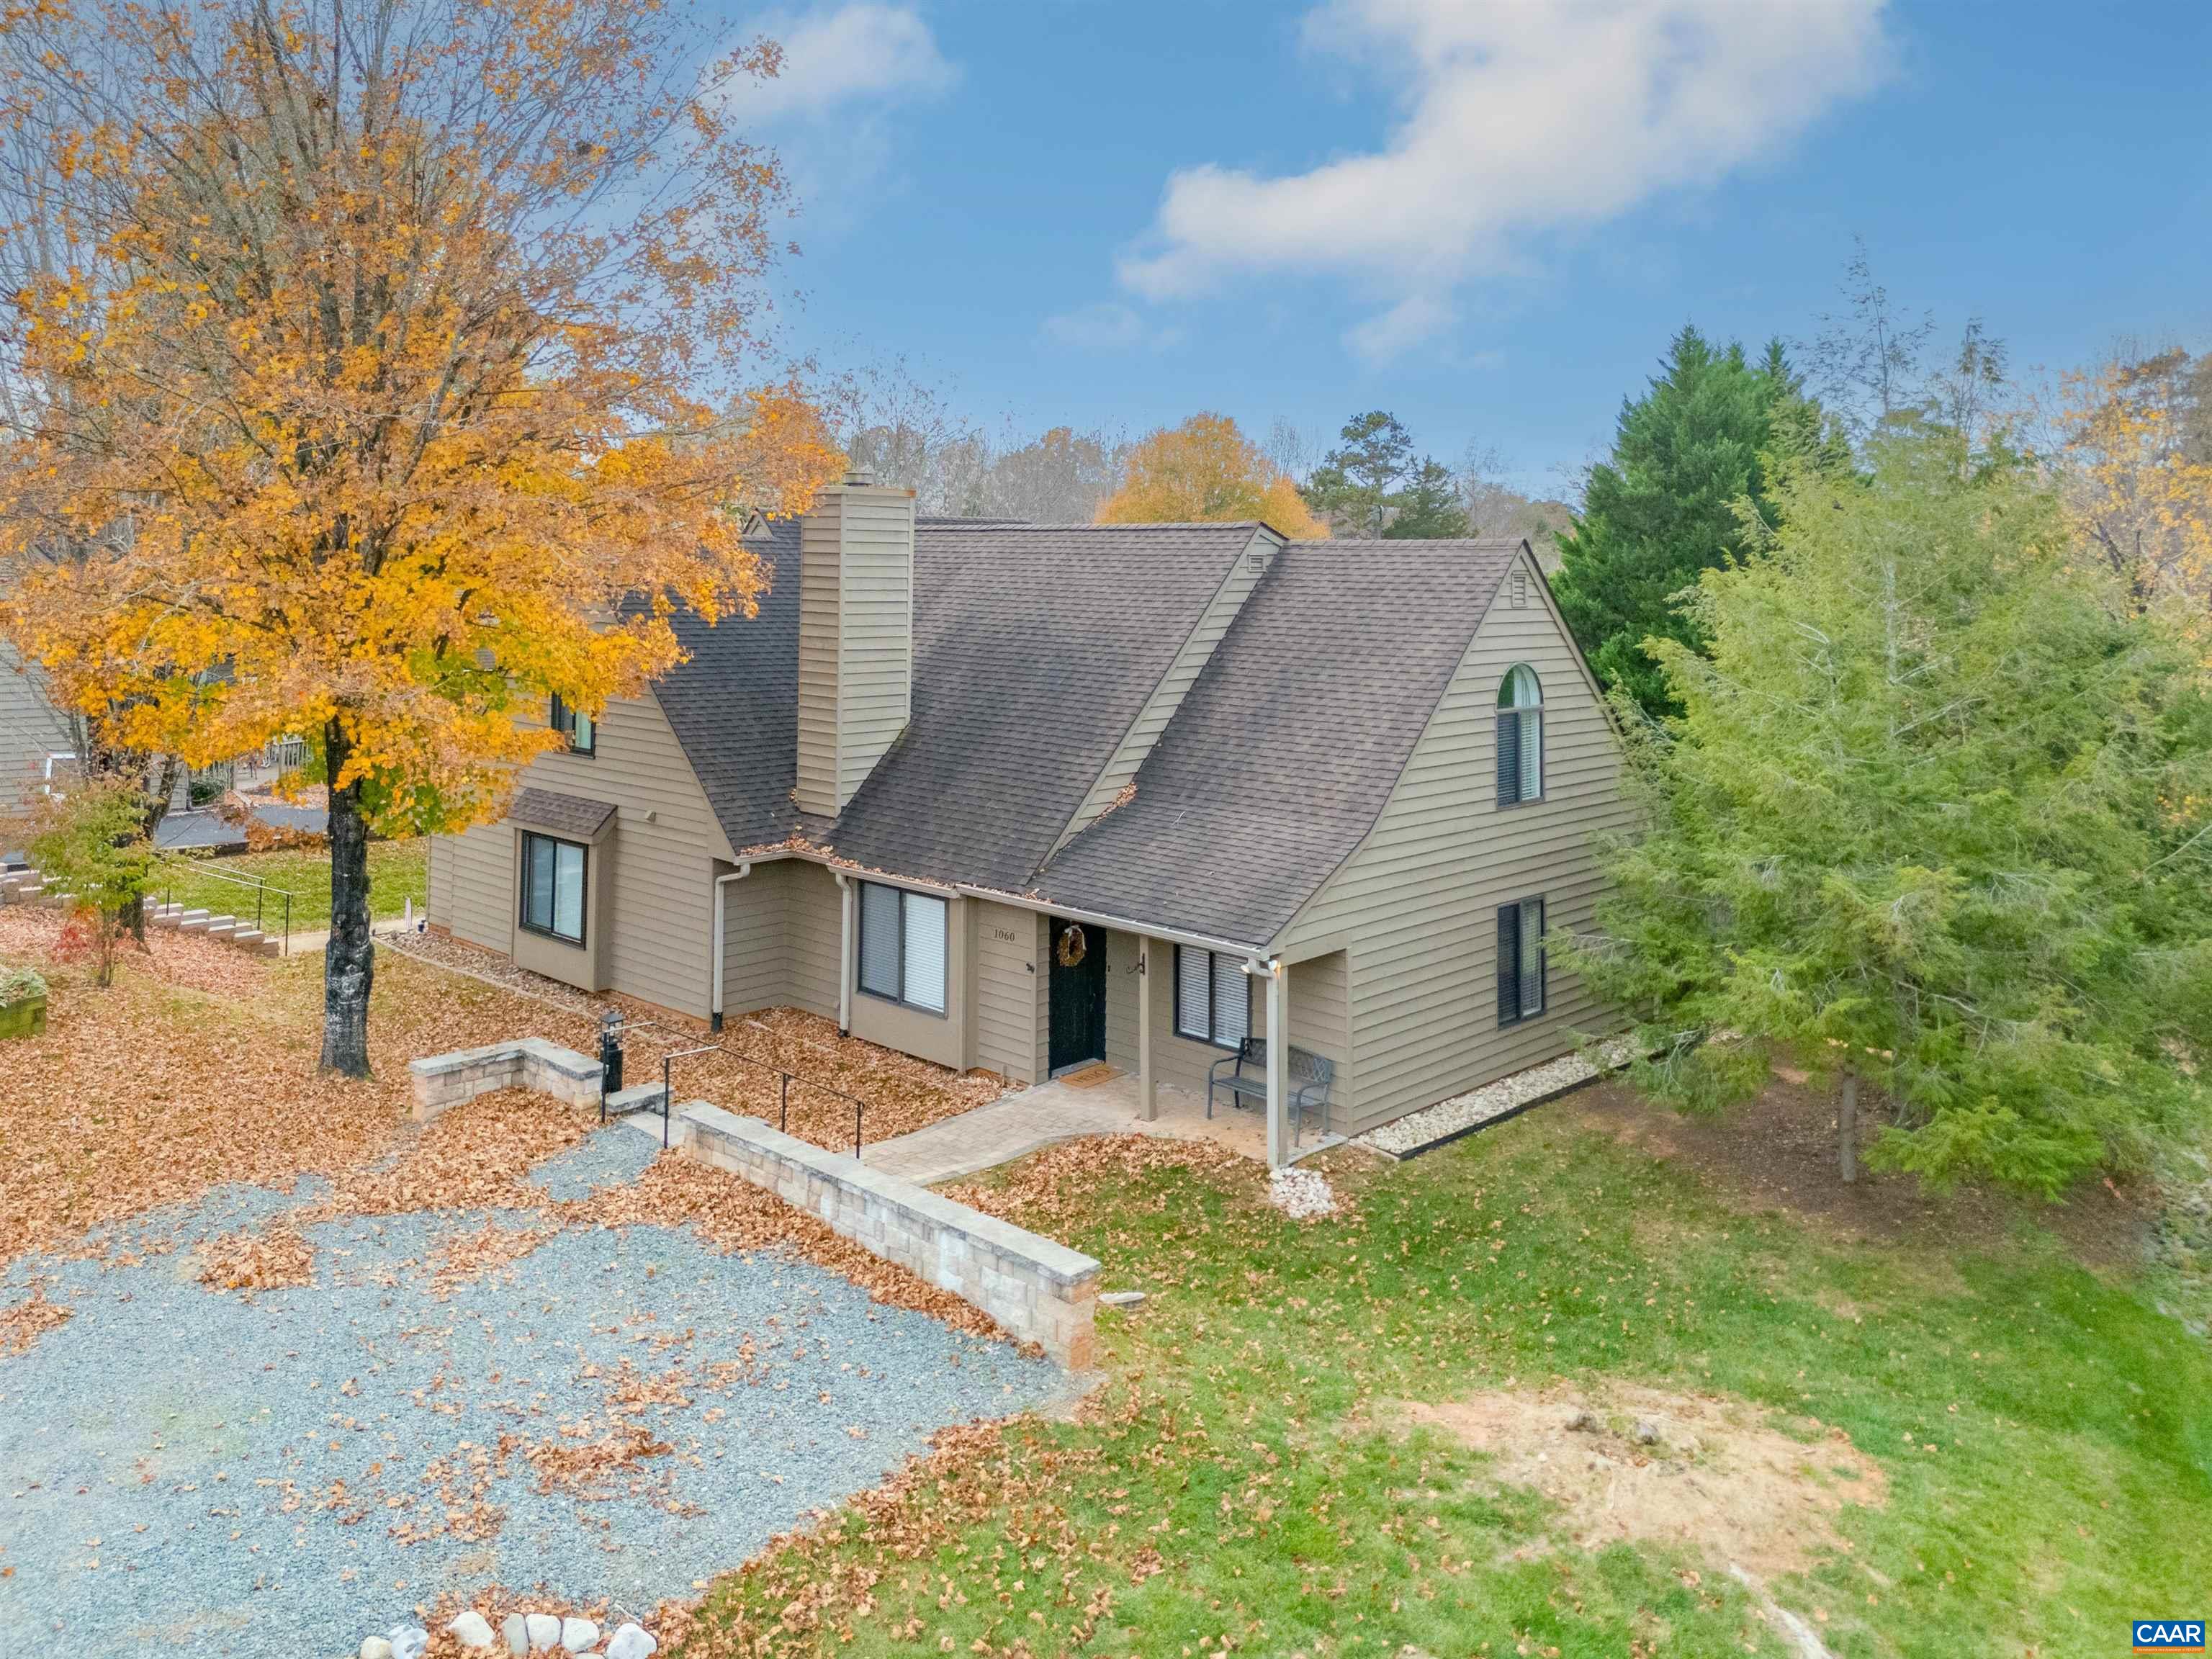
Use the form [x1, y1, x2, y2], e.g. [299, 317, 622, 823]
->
[718, 1, 2212, 495]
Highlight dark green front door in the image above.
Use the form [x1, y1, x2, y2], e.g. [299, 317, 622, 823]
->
[1047, 919, 1107, 1074]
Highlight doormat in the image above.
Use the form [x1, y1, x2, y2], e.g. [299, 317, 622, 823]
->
[1059, 1064, 1121, 1090]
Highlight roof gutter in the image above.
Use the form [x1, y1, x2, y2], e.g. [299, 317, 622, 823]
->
[951, 884, 1268, 963]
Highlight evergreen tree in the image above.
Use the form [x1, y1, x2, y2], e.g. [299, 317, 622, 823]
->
[1382, 458, 1471, 539]
[1301, 410, 1416, 537]
[1552, 328, 1832, 716]
[1562, 428, 2212, 1195]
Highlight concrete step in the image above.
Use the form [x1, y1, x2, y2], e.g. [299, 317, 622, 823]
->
[246, 934, 282, 958]
[175, 909, 212, 932]
[203, 918, 240, 939]
[228, 927, 264, 948]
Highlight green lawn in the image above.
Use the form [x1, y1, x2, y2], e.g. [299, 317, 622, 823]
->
[155, 838, 428, 935]
[685, 1103, 2212, 1658]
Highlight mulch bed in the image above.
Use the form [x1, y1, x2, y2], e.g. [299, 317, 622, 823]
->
[1564, 1067, 2155, 1266]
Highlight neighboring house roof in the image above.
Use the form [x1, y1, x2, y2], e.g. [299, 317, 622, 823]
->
[646, 523, 1528, 950]
[1032, 539, 1523, 945]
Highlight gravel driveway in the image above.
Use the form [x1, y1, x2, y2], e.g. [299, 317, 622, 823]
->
[0, 1129, 1061, 1656]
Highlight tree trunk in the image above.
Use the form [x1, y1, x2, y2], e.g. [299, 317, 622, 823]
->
[319, 720, 374, 1078]
[1838, 1066, 1859, 1184]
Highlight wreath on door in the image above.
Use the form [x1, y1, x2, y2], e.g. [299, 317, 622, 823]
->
[1055, 923, 1089, 968]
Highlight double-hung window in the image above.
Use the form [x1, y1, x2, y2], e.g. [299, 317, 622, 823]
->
[520, 832, 588, 945]
[1496, 896, 1546, 1025]
[857, 881, 948, 1015]
[1173, 945, 1252, 1050]
[549, 694, 595, 755]
[1496, 665, 1542, 805]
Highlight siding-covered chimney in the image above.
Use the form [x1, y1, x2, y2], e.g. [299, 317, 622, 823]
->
[794, 470, 915, 817]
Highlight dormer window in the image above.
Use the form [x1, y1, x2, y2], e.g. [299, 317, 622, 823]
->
[1496, 665, 1542, 805]
[550, 694, 595, 756]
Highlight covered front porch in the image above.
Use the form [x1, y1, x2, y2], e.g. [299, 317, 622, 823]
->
[1022, 914, 1352, 1172]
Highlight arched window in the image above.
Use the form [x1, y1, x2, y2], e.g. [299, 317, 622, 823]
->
[1496, 665, 1542, 805]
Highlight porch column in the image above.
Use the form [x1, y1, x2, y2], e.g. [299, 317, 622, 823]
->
[1264, 960, 1287, 1169]
[834, 872, 855, 1037]
[1136, 938, 1156, 1120]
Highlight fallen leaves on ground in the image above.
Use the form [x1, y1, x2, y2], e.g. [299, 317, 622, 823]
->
[194, 1224, 315, 1293]
[576, 1153, 1010, 1344]
[0, 1282, 73, 1354]
[385, 930, 1003, 1148]
[0, 907, 598, 1267]
[322, 1089, 595, 1218]
[943, 1133, 1263, 1231]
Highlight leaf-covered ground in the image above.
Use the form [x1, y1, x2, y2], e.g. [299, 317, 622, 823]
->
[670, 1122, 2211, 1658]
[0, 907, 995, 1269]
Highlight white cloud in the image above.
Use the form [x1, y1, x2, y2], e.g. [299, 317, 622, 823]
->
[716, 4, 956, 220]
[733, 4, 955, 125]
[1117, 0, 1891, 360]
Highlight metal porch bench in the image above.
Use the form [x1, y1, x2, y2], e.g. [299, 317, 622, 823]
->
[1207, 1037, 1336, 1145]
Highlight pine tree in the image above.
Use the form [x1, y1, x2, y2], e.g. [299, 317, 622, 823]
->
[1301, 411, 1416, 538]
[1552, 328, 1832, 716]
[1563, 427, 2212, 1195]
[1382, 459, 1471, 539]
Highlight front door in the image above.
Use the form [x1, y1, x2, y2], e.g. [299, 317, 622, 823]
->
[1047, 918, 1107, 1074]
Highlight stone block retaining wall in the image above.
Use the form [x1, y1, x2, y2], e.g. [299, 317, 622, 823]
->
[677, 1102, 1100, 1368]
[408, 1037, 603, 1120]
[405, 1038, 1100, 1366]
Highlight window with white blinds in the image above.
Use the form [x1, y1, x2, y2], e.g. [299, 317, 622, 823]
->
[857, 881, 948, 1015]
[1174, 945, 1253, 1049]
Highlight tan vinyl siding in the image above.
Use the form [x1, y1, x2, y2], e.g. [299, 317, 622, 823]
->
[719, 859, 793, 1017]
[1102, 929, 1141, 1071]
[1051, 530, 1276, 851]
[975, 902, 1045, 1083]
[0, 646, 70, 810]
[794, 483, 914, 816]
[793, 508, 842, 817]
[1275, 548, 1629, 1136]
[427, 690, 734, 1017]
[1289, 950, 1352, 1120]
[835, 491, 915, 809]
[431, 820, 513, 954]
[783, 858, 843, 1020]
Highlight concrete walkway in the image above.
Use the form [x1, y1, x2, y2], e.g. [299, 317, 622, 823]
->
[864, 1070, 1269, 1186]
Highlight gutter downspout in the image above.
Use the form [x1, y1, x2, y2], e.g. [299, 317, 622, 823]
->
[834, 871, 855, 1037]
[709, 861, 754, 1033]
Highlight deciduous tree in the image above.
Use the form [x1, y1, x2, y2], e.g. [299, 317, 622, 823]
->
[2062, 348, 2212, 650]
[1095, 413, 1326, 538]
[0, 0, 840, 1075]
[1563, 428, 2212, 1195]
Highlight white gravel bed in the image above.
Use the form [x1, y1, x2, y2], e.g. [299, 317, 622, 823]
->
[1357, 1040, 1635, 1159]
[1267, 1167, 1339, 1220]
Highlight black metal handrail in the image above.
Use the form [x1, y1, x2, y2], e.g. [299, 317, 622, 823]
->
[159, 866, 296, 957]
[600, 1021, 869, 1159]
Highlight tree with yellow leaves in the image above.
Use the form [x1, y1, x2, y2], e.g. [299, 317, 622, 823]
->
[0, 0, 841, 1075]
[1095, 413, 1328, 538]
[2063, 349, 2212, 644]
